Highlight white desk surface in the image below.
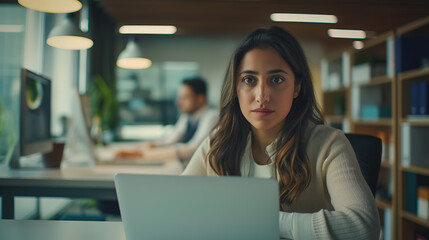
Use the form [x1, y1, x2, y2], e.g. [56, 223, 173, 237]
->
[0, 159, 183, 219]
[0, 220, 125, 240]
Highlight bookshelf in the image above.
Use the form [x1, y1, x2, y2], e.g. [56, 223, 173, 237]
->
[396, 16, 429, 240]
[349, 31, 397, 240]
[321, 51, 351, 132]
[320, 15, 429, 240]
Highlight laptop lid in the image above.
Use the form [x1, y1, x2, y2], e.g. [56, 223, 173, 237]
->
[114, 174, 280, 240]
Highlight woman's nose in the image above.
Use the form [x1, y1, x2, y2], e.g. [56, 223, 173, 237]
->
[256, 82, 270, 104]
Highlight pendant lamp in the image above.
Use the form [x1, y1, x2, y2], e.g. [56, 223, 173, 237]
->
[18, 0, 82, 13]
[46, 14, 93, 50]
[116, 37, 152, 69]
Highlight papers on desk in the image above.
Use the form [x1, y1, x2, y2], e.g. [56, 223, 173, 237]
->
[93, 165, 165, 174]
[95, 143, 136, 162]
[92, 163, 181, 175]
[96, 144, 165, 167]
[61, 143, 184, 175]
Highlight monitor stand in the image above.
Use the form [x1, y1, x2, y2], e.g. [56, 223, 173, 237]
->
[8, 141, 20, 168]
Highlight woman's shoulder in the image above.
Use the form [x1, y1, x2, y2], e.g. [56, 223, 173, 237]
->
[304, 123, 357, 172]
[303, 123, 352, 159]
[181, 135, 212, 175]
[306, 123, 345, 143]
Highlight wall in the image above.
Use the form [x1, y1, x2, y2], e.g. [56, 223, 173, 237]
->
[122, 34, 324, 108]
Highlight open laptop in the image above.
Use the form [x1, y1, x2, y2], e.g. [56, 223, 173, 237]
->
[114, 174, 280, 240]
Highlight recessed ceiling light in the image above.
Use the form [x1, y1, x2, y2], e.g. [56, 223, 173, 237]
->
[270, 13, 337, 24]
[119, 25, 177, 35]
[328, 29, 366, 39]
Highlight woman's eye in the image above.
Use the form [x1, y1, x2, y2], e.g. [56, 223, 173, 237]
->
[242, 76, 255, 84]
[271, 76, 284, 84]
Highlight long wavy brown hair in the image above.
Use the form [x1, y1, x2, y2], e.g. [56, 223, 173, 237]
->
[207, 26, 324, 206]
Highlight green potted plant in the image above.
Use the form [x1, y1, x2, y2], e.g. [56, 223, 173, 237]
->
[89, 75, 119, 143]
[0, 100, 17, 164]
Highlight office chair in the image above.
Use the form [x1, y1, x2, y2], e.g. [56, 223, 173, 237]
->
[345, 133, 382, 198]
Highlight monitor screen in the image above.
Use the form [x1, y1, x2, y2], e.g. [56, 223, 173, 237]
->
[19, 68, 53, 156]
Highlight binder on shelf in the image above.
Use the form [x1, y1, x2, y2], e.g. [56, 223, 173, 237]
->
[350, 86, 360, 120]
[321, 59, 329, 91]
[395, 36, 429, 73]
[386, 37, 395, 78]
[351, 63, 370, 84]
[411, 82, 419, 115]
[361, 104, 379, 118]
[361, 105, 391, 119]
[383, 209, 393, 240]
[419, 81, 429, 115]
[401, 123, 429, 168]
[342, 51, 351, 88]
[351, 62, 386, 85]
[328, 72, 341, 90]
[406, 172, 418, 215]
[418, 186, 429, 219]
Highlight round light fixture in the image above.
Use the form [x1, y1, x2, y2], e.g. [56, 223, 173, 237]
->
[18, 0, 82, 13]
[117, 39, 152, 69]
[46, 16, 93, 50]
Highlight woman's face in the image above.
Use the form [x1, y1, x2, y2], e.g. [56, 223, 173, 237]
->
[236, 47, 300, 133]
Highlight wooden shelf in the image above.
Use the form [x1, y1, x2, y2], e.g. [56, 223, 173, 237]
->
[396, 15, 429, 36]
[377, 199, 392, 210]
[401, 165, 429, 177]
[401, 118, 429, 126]
[401, 211, 429, 229]
[325, 115, 346, 124]
[355, 30, 394, 49]
[323, 87, 348, 94]
[398, 67, 429, 81]
[353, 118, 392, 126]
[357, 75, 392, 87]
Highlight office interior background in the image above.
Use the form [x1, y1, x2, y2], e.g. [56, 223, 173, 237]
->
[1, 0, 429, 239]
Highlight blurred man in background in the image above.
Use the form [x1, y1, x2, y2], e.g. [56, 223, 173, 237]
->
[116, 77, 218, 166]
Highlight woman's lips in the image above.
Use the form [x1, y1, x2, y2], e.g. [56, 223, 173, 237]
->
[251, 108, 274, 116]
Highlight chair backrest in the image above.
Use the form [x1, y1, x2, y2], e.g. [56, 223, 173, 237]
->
[345, 133, 382, 197]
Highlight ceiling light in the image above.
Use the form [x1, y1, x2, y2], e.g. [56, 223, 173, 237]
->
[270, 13, 337, 23]
[328, 29, 366, 39]
[353, 41, 364, 50]
[0, 25, 24, 32]
[18, 0, 82, 13]
[46, 15, 93, 50]
[119, 25, 177, 35]
[117, 38, 152, 69]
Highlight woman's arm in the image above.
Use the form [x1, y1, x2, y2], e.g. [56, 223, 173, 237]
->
[280, 130, 381, 239]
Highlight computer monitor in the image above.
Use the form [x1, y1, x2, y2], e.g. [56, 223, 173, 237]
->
[19, 68, 53, 156]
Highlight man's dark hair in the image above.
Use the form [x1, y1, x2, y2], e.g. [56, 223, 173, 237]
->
[182, 77, 207, 96]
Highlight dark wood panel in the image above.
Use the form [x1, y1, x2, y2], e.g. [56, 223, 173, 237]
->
[6, 0, 427, 49]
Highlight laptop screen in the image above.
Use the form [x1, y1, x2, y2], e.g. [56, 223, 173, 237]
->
[115, 174, 279, 240]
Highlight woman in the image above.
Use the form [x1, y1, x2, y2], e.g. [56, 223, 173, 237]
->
[183, 26, 380, 239]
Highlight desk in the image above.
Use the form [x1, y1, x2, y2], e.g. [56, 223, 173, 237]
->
[0, 220, 125, 240]
[0, 160, 183, 219]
